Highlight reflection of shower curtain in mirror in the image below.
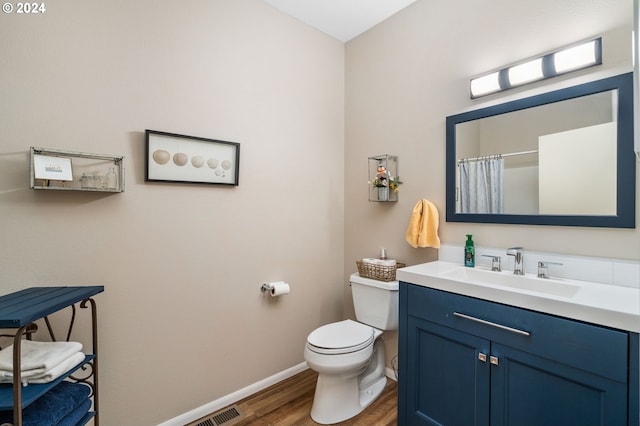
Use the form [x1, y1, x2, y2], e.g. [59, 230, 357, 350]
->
[460, 158, 504, 214]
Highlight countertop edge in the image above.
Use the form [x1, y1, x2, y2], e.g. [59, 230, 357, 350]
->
[397, 262, 640, 333]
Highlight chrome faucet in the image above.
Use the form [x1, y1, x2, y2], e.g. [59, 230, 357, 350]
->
[482, 254, 502, 272]
[506, 247, 524, 275]
[537, 261, 563, 279]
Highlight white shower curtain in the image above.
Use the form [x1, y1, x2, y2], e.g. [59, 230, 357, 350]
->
[460, 157, 504, 214]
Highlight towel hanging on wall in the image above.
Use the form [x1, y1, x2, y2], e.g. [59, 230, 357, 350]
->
[405, 199, 440, 248]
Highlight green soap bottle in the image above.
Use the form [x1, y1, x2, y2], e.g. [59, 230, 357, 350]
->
[464, 234, 475, 267]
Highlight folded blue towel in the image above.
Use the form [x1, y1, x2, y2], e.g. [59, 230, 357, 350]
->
[0, 381, 90, 426]
[56, 397, 91, 426]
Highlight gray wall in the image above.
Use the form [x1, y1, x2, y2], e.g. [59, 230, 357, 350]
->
[344, 0, 636, 366]
[1, 0, 637, 425]
[0, 1, 345, 424]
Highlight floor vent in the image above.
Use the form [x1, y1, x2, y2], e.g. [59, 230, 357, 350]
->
[186, 404, 244, 426]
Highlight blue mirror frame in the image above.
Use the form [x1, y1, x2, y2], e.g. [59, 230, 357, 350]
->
[446, 72, 635, 228]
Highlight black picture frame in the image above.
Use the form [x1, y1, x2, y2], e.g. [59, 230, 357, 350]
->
[145, 130, 240, 186]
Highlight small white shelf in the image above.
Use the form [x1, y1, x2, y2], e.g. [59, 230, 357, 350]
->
[30, 147, 125, 192]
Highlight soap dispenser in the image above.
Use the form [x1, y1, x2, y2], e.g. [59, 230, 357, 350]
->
[464, 234, 475, 267]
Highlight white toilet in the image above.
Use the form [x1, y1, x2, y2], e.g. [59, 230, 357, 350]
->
[304, 273, 399, 424]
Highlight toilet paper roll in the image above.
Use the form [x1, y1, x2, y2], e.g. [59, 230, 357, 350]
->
[269, 281, 290, 297]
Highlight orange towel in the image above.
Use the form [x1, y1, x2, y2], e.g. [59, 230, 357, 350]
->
[405, 199, 440, 248]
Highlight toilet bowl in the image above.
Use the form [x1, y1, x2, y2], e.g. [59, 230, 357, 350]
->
[305, 320, 386, 424]
[304, 274, 399, 424]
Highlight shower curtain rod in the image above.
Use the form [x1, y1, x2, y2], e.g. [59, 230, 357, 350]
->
[458, 149, 538, 163]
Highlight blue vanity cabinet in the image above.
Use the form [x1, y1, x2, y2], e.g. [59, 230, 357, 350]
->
[398, 282, 638, 426]
[403, 314, 491, 425]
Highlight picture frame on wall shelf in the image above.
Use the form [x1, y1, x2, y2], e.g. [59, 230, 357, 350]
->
[145, 130, 240, 186]
[33, 154, 74, 182]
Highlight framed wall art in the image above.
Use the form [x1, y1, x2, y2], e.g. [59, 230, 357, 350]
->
[145, 130, 240, 186]
[33, 154, 74, 182]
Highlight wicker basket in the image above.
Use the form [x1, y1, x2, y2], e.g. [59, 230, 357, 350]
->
[356, 260, 406, 282]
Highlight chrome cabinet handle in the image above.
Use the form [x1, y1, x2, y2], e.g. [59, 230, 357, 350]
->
[478, 352, 487, 363]
[453, 312, 531, 336]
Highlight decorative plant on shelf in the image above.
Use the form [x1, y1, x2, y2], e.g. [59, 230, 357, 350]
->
[369, 164, 402, 201]
[369, 165, 402, 192]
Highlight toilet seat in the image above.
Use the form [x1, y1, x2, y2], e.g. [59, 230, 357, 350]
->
[306, 320, 375, 355]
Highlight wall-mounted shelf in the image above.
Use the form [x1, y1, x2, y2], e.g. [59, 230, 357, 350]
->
[30, 147, 125, 193]
[368, 154, 399, 202]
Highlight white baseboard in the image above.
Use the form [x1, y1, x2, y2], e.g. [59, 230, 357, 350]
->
[156, 362, 309, 426]
[385, 366, 398, 382]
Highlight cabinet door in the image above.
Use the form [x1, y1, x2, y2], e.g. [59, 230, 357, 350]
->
[405, 316, 491, 426]
[490, 343, 627, 426]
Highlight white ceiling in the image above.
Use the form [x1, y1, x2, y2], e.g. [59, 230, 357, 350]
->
[263, 0, 417, 42]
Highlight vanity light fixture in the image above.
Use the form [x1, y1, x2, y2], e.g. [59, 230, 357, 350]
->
[470, 38, 602, 98]
[508, 58, 544, 86]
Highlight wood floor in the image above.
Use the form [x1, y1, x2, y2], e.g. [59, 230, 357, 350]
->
[204, 369, 398, 426]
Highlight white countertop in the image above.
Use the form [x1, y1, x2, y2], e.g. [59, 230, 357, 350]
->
[397, 261, 640, 333]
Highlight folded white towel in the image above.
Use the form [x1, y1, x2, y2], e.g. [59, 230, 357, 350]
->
[0, 340, 82, 372]
[362, 258, 396, 266]
[0, 351, 85, 385]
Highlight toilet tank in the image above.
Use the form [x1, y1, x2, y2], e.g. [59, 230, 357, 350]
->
[350, 273, 399, 330]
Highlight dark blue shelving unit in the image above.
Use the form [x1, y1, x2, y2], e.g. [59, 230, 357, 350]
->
[0, 286, 103, 426]
[0, 354, 95, 410]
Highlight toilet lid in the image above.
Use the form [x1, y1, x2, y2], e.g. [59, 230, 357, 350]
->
[306, 320, 374, 354]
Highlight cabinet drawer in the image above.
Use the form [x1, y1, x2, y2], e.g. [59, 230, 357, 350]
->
[403, 282, 628, 382]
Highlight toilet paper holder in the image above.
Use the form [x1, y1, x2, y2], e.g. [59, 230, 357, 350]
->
[260, 281, 290, 297]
